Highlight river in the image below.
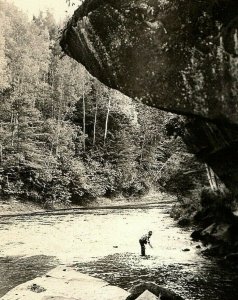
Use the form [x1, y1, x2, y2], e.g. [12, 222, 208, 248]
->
[0, 200, 237, 299]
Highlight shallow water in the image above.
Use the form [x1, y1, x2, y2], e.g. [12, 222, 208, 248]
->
[0, 200, 237, 299]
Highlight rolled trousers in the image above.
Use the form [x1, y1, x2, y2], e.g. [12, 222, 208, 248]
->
[139, 240, 146, 256]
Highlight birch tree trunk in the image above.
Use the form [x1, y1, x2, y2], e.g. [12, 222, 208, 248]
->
[82, 81, 86, 151]
[93, 100, 98, 146]
[139, 132, 146, 165]
[16, 111, 19, 154]
[0, 143, 2, 166]
[16, 76, 22, 153]
[51, 71, 55, 119]
[55, 85, 63, 156]
[11, 110, 14, 146]
[205, 164, 219, 191]
[104, 97, 111, 146]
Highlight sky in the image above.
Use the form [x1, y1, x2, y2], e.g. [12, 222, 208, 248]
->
[6, 0, 78, 22]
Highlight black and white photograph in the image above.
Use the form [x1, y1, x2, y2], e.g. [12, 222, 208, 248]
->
[0, 0, 238, 299]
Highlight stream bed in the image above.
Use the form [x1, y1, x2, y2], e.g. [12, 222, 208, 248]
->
[0, 200, 237, 299]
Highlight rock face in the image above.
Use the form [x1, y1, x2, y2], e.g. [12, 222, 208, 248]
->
[181, 118, 238, 195]
[60, 0, 238, 193]
[60, 0, 238, 124]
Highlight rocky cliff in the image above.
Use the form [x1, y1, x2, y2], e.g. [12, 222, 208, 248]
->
[60, 0, 238, 194]
[61, 0, 238, 124]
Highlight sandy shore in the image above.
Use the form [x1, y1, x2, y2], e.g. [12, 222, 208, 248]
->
[0, 199, 45, 216]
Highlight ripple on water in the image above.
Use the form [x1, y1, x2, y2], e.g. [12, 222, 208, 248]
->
[76, 252, 238, 300]
[0, 203, 238, 300]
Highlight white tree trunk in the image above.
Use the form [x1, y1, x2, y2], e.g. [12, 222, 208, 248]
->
[0, 143, 2, 165]
[104, 97, 111, 146]
[93, 101, 98, 146]
[205, 164, 218, 191]
[82, 81, 86, 151]
[55, 85, 63, 156]
[139, 132, 146, 165]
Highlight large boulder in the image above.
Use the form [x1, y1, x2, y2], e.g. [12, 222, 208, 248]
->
[126, 282, 184, 300]
[60, 0, 238, 124]
[136, 290, 159, 300]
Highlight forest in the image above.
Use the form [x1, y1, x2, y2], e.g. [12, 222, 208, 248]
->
[0, 0, 209, 208]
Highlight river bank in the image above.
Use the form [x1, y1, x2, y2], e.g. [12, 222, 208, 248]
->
[170, 190, 238, 261]
[0, 192, 172, 217]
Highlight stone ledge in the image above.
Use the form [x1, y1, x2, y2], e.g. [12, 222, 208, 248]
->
[0, 266, 129, 300]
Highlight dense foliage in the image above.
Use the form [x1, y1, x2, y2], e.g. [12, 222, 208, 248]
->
[0, 0, 209, 207]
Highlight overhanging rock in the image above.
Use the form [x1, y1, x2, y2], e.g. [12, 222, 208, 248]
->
[60, 0, 238, 125]
[60, 0, 238, 194]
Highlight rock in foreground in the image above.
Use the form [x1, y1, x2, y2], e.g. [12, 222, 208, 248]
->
[1, 266, 185, 300]
[136, 290, 159, 300]
[126, 282, 184, 300]
[0, 266, 129, 300]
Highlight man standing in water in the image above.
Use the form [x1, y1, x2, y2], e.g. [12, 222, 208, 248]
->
[139, 231, 153, 256]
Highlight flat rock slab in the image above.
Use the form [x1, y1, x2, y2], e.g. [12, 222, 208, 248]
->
[0, 266, 129, 300]
[136, 290, 159, 300]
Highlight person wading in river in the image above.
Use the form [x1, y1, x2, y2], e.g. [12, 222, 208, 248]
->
[139, 231, 153, 256]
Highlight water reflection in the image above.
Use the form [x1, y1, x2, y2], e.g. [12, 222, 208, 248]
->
[0, 202, 237, 299]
